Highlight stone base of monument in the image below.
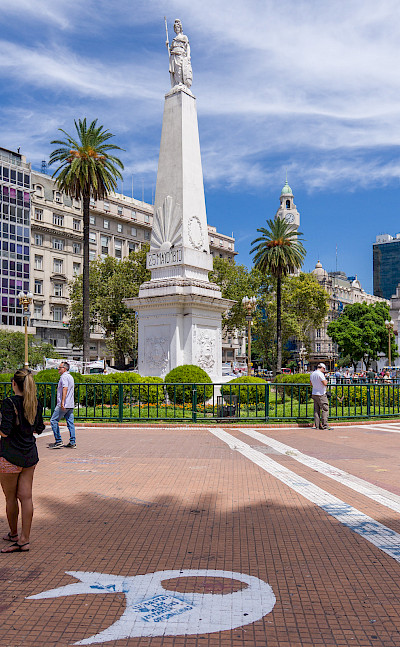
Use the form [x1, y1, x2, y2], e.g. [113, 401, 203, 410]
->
[128, 286, 232, 382]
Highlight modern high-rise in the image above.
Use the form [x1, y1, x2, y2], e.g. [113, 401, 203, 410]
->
[0, 147, 31, 329]
[373, 233, 400, 300]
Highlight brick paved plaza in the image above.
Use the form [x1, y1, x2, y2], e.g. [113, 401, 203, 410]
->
[0, 422, 400, 647]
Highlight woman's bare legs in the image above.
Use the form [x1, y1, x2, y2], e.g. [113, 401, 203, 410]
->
[0, 473, 19, 539]
[1, 465, 36, 552]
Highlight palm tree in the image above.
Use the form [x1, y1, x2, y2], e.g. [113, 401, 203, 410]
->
[250, 217, 306, 374]
[49, 118, 124, 370]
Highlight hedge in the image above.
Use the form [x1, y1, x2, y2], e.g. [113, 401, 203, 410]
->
[222, 376, 267, 404]
[164, 365, 212, 405]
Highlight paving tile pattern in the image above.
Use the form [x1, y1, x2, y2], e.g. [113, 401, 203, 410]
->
[0, 425, 398, 646]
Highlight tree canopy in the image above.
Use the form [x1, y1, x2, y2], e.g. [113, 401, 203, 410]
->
[327, 301, 398, 369]
[69, 246, 150, 366]
[0, 331, 58, 373]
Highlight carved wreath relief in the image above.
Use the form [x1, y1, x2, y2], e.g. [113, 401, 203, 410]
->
[145, 337, 169, 373]
[188, 215, 204, 250]
[197, 330, 216, 371]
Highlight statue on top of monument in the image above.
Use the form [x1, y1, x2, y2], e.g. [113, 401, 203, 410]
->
[165, 18, 193, 89]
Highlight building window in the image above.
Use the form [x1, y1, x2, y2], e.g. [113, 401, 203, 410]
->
[73, 219, 81, 231]
[286, 199, 290, 209]
[53, 258, 63, 273]
[117, 223, 123, 233]
[53, 213, 64, 227]
[101, 235, 109, 255]
[103, 202, 110, 213]
[89, 250, 96, 261]
[219, 240, 223, 246]
[316, 343, 321, 352]
[89, 215, 96, 225]
[103, 219, 109, 229]
[90, 198, 95, 207]
[73, 242, 81, 254]
[115, 239, 122, 259]
[53, 307, 63, 322]
[35, 233, 43, 246]
[144, 231, 150, 240]
[144, 214, 150, 223]
[73, 263, 81, 275]
[54, 191, 62, 204]
[131, 227, 137, 236]
[131, 210, 137, 220]
[316, 329, 322, 338]
[89, 231, 96, 244]
[53, 283, 63, 297]
[73, 198, 80, 209]
[53, 238, 64, 250]
[34, 255, 43, 270]
[34, 208, 43, 221]
[33, 304, 43, 319]
[128, 242, 138, 254]
[34, 279, 43, 295]
[35, 185, 44, 197]
[117, 206, 123, 216]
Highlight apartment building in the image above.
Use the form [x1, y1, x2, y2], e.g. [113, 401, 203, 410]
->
[29, 170, 239, 364]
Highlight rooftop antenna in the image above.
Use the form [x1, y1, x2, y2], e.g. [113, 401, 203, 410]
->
[121, 179, 124, 195]
[41, 160, 48, 174]
[336, 244, 338, 272]
[142, 179, 144, 203]
[131, 175, 134, 199]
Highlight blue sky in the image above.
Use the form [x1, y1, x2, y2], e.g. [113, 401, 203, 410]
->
[1, 0, 399, 293]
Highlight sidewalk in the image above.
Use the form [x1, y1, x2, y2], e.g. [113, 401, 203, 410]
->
[0, 423, 399, 646]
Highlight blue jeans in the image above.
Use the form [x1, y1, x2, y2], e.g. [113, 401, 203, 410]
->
[50, 406, 76, 444]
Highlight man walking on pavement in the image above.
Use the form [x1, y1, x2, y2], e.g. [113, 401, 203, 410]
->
[48, 362, 76, 449]
[310, 362, 333, 430]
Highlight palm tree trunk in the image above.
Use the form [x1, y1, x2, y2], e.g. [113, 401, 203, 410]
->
[276, 274, 282, 374]
[82, 194, 90, 372]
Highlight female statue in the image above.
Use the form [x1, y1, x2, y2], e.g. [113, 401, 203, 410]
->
[167, 19, 193, 89]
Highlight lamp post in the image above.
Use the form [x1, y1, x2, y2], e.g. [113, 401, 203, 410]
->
[299, 345, 307, 372]
[18, 290, 33, 368]
[242, 296, 257, 376]
[385, 319, 394, 367]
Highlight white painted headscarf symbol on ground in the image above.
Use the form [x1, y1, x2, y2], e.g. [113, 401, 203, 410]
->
[27, 569, 276, 644]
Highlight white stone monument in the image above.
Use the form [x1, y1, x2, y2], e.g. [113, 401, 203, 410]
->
[125, 19, 233, 381]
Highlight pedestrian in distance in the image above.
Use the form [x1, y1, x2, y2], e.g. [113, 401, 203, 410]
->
[0, 368, 45, 553]
[48, 362, 76, 449]
[310, 363, 334, 430]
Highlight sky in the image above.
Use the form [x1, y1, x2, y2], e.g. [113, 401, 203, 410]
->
[1, 0, 400, 293]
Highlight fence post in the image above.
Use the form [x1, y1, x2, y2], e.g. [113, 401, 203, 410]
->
[118, 384, 124, 423]
[264, 383, 269, 421]
[192, 384, 197, 423]
[367, 384, 371, 418]
[50, 383, 57, 414]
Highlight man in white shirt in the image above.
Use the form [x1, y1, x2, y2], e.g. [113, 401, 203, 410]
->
[310, 363, 333, 430]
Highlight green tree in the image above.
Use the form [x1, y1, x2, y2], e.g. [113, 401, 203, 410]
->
[69, 246, 150, 367]
[282, 273, 330, 348]
[0, 331, 58, 372]
[250, 218, 306, 374]
[209, 257, 264, 332]
[49, 118, 124, 370]
[327, 301, 398, 370]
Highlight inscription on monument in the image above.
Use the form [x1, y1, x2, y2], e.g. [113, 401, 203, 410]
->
[147, 247, 183, 269]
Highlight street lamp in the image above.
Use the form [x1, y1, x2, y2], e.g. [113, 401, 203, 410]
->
[385, 319, 394, 366]
[299, 345, 307, 372]
[242, 296, 257, 376]
[18, 290, 33, 368]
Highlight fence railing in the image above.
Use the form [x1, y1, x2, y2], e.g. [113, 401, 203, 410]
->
[2, 381, 400, 422]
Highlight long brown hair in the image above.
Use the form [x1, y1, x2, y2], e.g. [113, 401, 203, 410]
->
[13, 368, 38, 425]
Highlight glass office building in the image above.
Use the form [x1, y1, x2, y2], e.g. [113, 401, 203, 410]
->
[373, 234, 400, 300]
[0, 147, 31, 327]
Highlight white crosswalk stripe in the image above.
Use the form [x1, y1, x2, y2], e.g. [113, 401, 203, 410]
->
[208, 427, 400, 564]
[236, 428, 400, 514]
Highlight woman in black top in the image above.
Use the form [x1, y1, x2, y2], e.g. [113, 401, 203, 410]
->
[0, 368, 45, 553]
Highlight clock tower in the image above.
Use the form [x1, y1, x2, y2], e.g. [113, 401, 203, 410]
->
[275, 177, 300, 229]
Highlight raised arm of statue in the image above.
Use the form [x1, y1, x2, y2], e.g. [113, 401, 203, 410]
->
[168, 18, 193, 89]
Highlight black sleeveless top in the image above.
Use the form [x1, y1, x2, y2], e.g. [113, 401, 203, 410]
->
[0, 395, 45, 467]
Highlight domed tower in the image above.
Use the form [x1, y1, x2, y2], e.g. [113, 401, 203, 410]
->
[312, 260, 328, 283]
[275, 176, 300, 229]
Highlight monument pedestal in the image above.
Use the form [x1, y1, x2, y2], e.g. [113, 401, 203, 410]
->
[126, 83, 234, 380]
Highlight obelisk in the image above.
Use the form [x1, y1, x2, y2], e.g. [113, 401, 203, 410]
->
[125, 19, 233, 380]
